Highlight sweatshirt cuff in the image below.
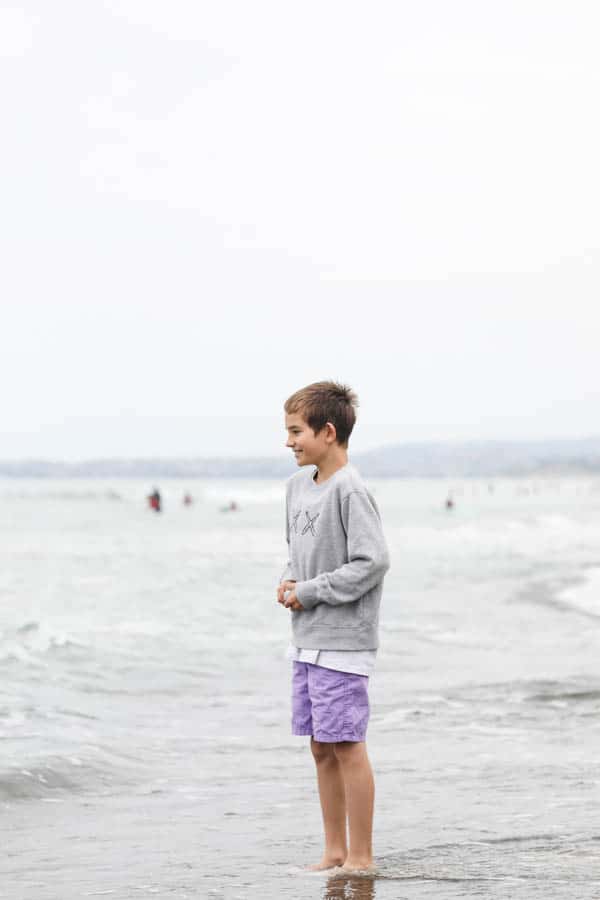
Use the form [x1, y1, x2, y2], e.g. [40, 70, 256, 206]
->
[295, 579, 320, 611]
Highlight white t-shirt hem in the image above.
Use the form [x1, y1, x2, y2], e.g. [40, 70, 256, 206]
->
[286, 643, 376, 677]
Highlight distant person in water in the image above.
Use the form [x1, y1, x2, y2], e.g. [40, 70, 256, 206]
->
[183, 493, 193, 506]
[445, 492, 454, 510]
[220, 500, 239, 512]
[277, 381, 390, 874]
[148, 488, 161, 512]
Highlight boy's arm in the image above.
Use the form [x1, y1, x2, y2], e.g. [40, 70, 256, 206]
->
[294, 491, 389, 611]
[278, 495, 298, 606]
[279, 492, 296, 585]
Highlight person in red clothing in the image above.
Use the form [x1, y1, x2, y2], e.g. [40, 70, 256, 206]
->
[147, 488, 161, 512]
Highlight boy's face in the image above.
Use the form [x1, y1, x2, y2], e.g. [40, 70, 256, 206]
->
[285, 412, 331, 468]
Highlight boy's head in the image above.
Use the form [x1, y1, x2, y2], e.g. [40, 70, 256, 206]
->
[284, 381, 358, 467]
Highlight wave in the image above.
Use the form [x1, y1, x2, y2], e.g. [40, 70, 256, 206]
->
[375, 677, 600, 733]
[201, 484, 285, 504]
[512, 562, 600, 621]
[0, 621, 89, 666]
[0, 490, 124, 501]
[0, 745, 150, 802]
[518, 676, 600, 707]
[456, 676, 600, 705]
[0, 760, 82, 801]
[377, 832, 600, 883]
[556, 566, 600, 618]
[394, 515, 600, 557]
[0, 484, 285, 505]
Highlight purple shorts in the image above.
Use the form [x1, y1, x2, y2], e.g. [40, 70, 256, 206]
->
[291, 661, 370, 743]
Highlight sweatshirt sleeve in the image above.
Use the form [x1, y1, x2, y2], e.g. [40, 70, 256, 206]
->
[280, 492, 296, 583]
[294, 490, 389, 610]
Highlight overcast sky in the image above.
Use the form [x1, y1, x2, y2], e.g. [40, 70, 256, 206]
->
[2, 2, 599, 459]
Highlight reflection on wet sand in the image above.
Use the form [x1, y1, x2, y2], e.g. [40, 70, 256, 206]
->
[323, 871, 376, 899]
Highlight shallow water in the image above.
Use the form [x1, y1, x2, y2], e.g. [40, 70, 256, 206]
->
[1, 476, 600, 898]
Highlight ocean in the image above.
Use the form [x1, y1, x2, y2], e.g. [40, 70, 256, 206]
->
[1, 476, 600, 899]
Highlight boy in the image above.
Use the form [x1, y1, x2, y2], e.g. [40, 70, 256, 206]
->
[277, 381, 390, 874]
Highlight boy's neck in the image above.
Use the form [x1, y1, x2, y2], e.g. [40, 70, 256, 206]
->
[314, 447, 348, 484]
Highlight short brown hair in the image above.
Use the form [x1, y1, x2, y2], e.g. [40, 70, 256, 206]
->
[284, 381, 358, 447]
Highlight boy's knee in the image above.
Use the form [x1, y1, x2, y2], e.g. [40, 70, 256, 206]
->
[310, 738, 336, 764]
[333, 740, 364, 764]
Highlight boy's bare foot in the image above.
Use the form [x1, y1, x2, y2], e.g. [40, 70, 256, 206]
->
[339, 859, 376, 874]
[307, 855, 345, 871]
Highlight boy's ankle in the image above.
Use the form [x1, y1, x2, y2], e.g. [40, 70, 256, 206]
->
[308, 852, 345, 871]
[342, 856, 374, 871]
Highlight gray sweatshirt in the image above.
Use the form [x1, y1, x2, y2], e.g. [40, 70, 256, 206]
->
[283, 464, 390, 650]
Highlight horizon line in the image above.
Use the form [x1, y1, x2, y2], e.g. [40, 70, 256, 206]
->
[0, 433, 599, 466]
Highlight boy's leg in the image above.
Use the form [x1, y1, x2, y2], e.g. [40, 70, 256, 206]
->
[333, 741, 375, 871]
[306, 665, 373, 870]
[292, 665, 346, 869]
[309, 738, 347, 869]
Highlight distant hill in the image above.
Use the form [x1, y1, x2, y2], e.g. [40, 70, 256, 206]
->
[1, 437, 599, 478]
[356, 436, 600, 477]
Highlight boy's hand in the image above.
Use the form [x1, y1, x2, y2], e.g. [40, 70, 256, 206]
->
[277, 579, 304, 611]
[277, 579, 296, 604]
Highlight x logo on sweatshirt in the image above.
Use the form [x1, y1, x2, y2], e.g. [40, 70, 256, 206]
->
[301, 511, 320, 537]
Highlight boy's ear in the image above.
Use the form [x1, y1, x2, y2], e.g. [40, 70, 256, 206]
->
[325, 421, 338, 443]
